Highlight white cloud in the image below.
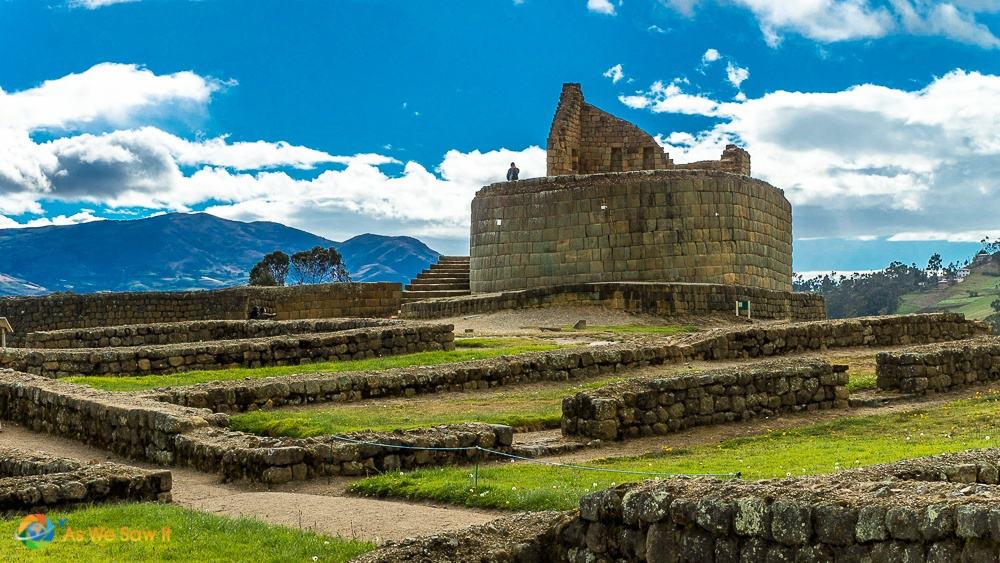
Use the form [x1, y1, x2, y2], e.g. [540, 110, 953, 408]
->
[0, 210, 104, 229]
[701, 48, 721, 63]
[587, 0, 616, 15]
[659, 0, 1000, 48]
[888, 230, 1000, 243]
[603, 64, 625, 83]
[647, 24, 668, 33]
[69, 0, 138, 8]
[725, 62, 750, 88]
[627, 69, 1000, 241]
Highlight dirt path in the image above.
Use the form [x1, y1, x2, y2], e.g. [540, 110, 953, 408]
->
[0, 423, 500, 542]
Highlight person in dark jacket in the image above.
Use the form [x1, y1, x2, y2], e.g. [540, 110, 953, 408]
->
[506, 162, 519, 181]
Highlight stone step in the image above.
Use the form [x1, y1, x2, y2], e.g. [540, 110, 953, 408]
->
[406, 282, 470, 291]
[436, 256, 470, 263]
[401, 289, 471, 300]
[413, 273, 470, 282]
[428, 264, 469, 271]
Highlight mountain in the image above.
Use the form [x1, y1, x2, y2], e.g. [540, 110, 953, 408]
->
[0, 213, 440, 295]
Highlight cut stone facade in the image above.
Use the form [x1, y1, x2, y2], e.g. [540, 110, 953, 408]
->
[470, 170, 793, 293]
[545, 83, 750, 177]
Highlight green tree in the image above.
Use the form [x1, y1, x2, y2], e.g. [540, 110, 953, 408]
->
[992, 298, 1000, 314]
[290, 246, 350, 285]
[249, 251, 290, 286]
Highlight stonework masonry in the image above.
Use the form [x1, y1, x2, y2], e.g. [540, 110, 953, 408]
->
[1, 322, 454, 378]
[0, 447, 171, 514]
[876, 337, 1000, 394]
[402, 282, 824, 321]
[561, 360, 849, 441]
[0, 283, 402, 347]
[26, 318, 419, 349]
[546, 84, 750, 177]
[470, 170, 793, 293]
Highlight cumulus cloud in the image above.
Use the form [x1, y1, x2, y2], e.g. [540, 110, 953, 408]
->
[725, 62, 750, 88]
[659, 0, 1000, 48]
[69, 0, 138, 8]
[627, 69, 1000, 242]
[0, 63, 545, 246]
[701, 48, 721, 63]
[603, 64, 625, 83]
[619, 79, 721, 115]
[587, 0, 616, 15]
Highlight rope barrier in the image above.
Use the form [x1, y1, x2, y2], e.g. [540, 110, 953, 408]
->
[324, 433, 742, 480]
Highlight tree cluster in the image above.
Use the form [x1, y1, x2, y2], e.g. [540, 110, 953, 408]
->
[793, 261, 929, 319]
[248, 246, 350, 286]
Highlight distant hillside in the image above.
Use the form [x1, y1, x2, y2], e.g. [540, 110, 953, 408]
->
[0, 213, 439, 295]
[898, 272, 1000, 321]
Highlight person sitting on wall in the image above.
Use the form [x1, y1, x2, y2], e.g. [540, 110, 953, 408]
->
[506, 162, 519, 181]
[249, 305, 260, 320]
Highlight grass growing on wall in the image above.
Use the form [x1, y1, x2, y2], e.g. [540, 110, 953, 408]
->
[564, 324, 699, 335]
[351, 390, 1000, 512]
[0, 503, 373, 562]
[229, 376, 626, 437]
[64, 338, 561, 392]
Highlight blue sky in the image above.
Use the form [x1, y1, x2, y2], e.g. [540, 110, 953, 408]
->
[1, 0, 1000, 273]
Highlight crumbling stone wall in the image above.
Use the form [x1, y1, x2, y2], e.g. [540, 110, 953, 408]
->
[876, 337, 1000, 394]
[403, 282, 824, 321]
[0, 283, 402, 347]
[176, 423, 514, 484]
[0, 447, 171, 513]
[27, 318, 420, 349]
[547, 83, 671, 176]
[1, 323, 454, 378]
[470, 170, 793, 293]
[154, 313, 984, 413]
[561, 360, 848, 441]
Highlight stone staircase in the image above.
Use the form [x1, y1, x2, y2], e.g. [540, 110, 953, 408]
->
[402, 256, 471, 303]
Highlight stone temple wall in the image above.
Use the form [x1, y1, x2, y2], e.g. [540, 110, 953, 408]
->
[470, 170, 793, 293]
[0, 283, 402, 347]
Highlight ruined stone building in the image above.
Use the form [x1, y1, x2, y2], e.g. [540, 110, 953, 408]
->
[469, 83, 792, 294]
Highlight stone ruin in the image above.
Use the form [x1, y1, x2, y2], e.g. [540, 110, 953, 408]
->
[468, 83, 792, 296]
[546, 83, 750, 176]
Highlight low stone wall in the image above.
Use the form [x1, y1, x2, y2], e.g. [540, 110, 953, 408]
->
[678, 312, 990, 361]
[0, 447, 172, 514]
[401, 282, 825, 321]
[0, 282, 402, 347]
[175, 423, 513, 484]
[26, 318, 406, 349]
[0, 370, 514, 483]
[152, 313, 986, 414]
[876, 337, 1000, 394]
[1, 323, 454, 378]
[561, 360, 848, 440]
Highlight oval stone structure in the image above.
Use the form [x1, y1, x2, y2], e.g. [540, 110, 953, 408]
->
[469, 169, 793, 293]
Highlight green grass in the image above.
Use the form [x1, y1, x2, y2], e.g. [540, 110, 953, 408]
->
[64, 337, 561, 392]
[846, 370, 876, 391]
[230, 376, 625, 437]
[0, 503, 372, 562]
[351, 390, 1000, 512]
[897, 272, 1000, 320]
[565, 324, 699, 335]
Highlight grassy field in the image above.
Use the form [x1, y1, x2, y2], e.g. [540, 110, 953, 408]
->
[897, 272, 1000, 320]
[65, 337, 561, 392]
[351, 390, 1000, 511]
[565, 324, 699, 335]
[0, 503, 372, 562]
[230, 376, 625, 437]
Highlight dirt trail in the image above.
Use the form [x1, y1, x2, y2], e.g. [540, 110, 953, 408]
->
[0, 423, 500, 542]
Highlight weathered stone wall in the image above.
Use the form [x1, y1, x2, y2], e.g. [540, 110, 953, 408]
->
[1, 323, 454, 378]
[0, 447, 172, 513]
[26, 318, 411, 349]
[876, 337, 1000, 394]
[547, 83, 671, 176]
[0, 283, 402, 347]
[359, 448, 1000, 562]
[562, 360, 848, 441]
[176, 423, 514, 484]
[153, 314, 984, 414]
[0, 370, 512, 484]
[470, 170, 793, 293]
[403, 282, 824, 321]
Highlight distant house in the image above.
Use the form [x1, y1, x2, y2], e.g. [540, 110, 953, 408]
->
[956, 268, 971, 281]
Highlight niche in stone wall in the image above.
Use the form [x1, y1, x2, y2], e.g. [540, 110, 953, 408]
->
[642, 147, 655, 169]
[610, 147, 623, 172]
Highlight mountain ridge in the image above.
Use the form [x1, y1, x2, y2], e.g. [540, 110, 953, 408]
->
[0, 213, 440, 296]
